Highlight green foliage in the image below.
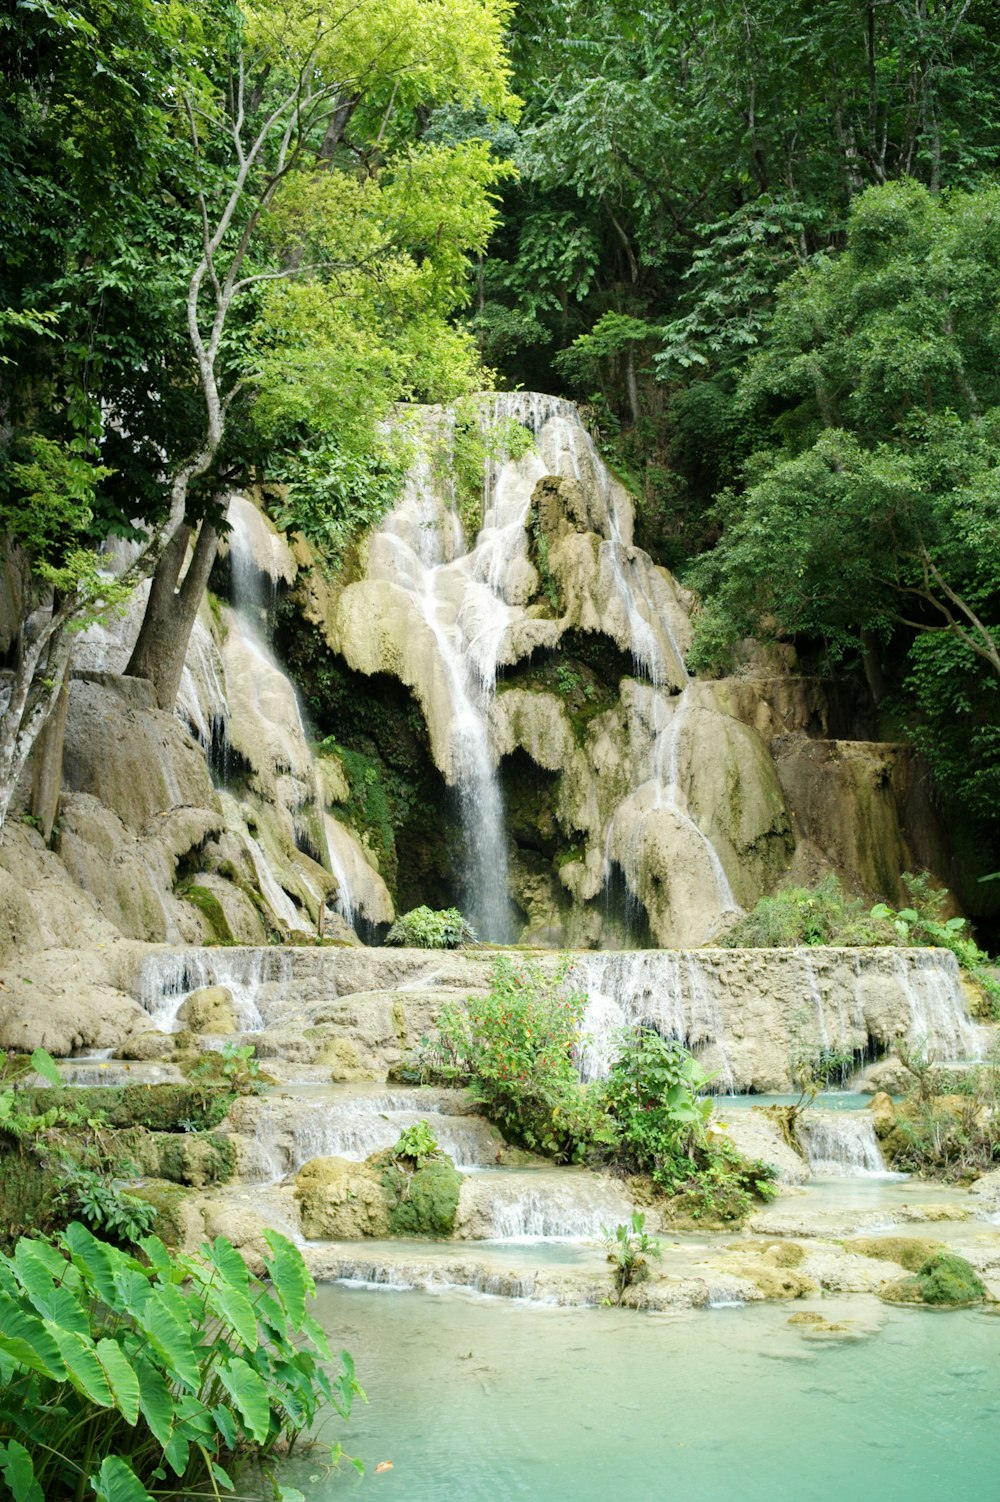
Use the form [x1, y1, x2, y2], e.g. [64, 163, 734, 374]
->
[271, 437, 408, 569]
[600, 1212, 661, 1303]
[55, 1165, 158, 1246]
[0, 1224, 360, 1500]
[386, 906, 478, 949]
[720, 876, 895, 949]
[877, 1037, 1000, 1181]
[189, 1044, 263, 1097]
[599, 1028, 714, 1190]
[872, 874, 1000, 1016]
[669, 1144, 780, 1225]
[390, 1120, 443, 1168]
[894, 1252, 987, 1306]
[437, 956, 608, 1161]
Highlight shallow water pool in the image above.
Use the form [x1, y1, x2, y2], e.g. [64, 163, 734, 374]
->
[282, 1287, 1000, 1502]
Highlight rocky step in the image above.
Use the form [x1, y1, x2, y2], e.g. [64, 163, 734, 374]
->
[226, 1084, 508, 1181]
[454, 1166, 642, 1242]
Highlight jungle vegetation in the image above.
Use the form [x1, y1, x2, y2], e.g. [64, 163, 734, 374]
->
[3, 0, 1000, 916]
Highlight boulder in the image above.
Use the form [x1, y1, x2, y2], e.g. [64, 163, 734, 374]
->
[177, 985, 238, 1035]
[295, 1155, 394, 1239]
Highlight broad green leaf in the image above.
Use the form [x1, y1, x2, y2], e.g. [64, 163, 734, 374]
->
[202, 1236, 249, 1293]
[136, 1287, 199, 1392]
[210, 1402, 238, 1449]
[136, 1235, 173, 1278]
[300, 1311, 333, 1361]
[262, 1230, 311, 1329]
[0, 1293, 67, 1379]
[49, 1326, 113, 1407]
[0, 1440, 43, 1502]
[216, 1356, 271, 1444]
[15, 1243, 89, 1337]
[89, 1454, 156, 1502]
[211, 1460, 233, 1489]
[133, 1355, 174, 1449]
[206, 1280, 258, 1351]
[163, 1428, 190, 1478]
[62, 1222, 125, 1307]
[96, 1339, 140, 1425]
[30, 1047, 63, 1086]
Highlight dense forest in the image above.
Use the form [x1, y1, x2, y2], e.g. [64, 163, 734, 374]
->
[2, 0, 999, 924]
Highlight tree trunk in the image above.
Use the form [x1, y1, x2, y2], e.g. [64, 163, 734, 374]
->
[29, 672, 69, 841]
[125, 518, 220, 711]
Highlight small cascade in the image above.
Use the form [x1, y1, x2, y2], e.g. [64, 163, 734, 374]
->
[232, 1089, 507, 1181]
[135, 948, 292, 1032]
[890, 949, 986, 1061]
[797, 1111, 892, 1177]
[461, 1173, 638, 1241]
[574, 951, 734, 1089]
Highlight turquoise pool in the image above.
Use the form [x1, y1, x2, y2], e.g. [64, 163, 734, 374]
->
[282, 1286, 1000, 1501]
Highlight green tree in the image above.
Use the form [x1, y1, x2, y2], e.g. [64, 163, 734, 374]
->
[688, 179, 1000, 882]
[0, 0, 517, 834]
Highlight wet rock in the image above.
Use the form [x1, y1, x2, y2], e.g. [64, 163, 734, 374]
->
[117, 1030, 176, 1061]
[295, 1155, 393, 1239]
[177, 985, 237, 1034]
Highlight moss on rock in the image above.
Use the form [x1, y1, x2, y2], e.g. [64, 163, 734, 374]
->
[888, 1252, 987, 1306]
[382, 1156, 462, 1238]
[16, 1083, 234, 1132]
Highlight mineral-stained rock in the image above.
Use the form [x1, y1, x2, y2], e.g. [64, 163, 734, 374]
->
[295, 1154, 394, 1239]
[177, 985, 237, 1035]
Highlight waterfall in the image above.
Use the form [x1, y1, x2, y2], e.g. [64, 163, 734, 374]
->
[135, 947, 292, 1032]
[797, 1111, 892, 1177]
[889, 949, 986, 1061]
[574, 950, 734, 1089]
[365, 439, 516, 940]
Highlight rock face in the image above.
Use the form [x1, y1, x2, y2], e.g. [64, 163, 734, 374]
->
[295, 1155, 395, 1239]
[36, 941, 974, 1091]
[296, 393, 949, 945]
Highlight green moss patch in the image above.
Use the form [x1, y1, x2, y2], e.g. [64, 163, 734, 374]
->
[888, 1252, 987, 1306]
[381, 1157, 462, 1238]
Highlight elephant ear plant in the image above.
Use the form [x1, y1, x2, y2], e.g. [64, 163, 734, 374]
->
[0, 1222, 361, 1502]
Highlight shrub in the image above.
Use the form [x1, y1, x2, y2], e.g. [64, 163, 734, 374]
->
[0, 1223, 361, 1501]
[437, 956, 610, 1161]
[385, 906, 478, 949]
[719, 875, 893, 948]
[390, 1119, 442, 1167]
[599, 1027, 715, 1190]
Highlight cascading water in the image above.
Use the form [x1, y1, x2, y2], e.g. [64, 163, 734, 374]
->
[573, 950, 734, 1090]
[365, 437, 517, 939]
[135, 947, 292, 1032]
[796, 1111, 893, 1177]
